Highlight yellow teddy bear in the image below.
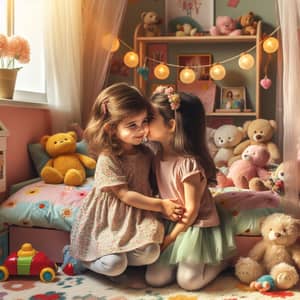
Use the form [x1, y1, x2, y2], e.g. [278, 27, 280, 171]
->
[40, 131, 96, 186]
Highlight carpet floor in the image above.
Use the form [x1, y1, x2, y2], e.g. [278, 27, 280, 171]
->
[1, 267, 300, 300]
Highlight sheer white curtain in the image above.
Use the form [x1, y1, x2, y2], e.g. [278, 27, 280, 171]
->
[43, 0, 82, 132]
[276, 0, 300, 215]
[81, 0, 128, 126]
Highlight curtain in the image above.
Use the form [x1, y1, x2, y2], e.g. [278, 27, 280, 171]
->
[276, 0, 300, 216]
[43, 0, 82, 133]
[81, 0, 128, 126]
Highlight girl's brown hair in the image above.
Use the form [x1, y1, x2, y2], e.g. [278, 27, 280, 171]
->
[84, 82, 151, 158]
[150, 91, 217, 182]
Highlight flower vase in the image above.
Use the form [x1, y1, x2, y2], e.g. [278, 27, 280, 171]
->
[0, 68, 20, 99]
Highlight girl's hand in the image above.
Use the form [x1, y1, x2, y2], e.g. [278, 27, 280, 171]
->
[160, 234, 175, 252]
[161, 199, 184, 222]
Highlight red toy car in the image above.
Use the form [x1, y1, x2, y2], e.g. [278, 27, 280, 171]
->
[0, 243, 58, 282]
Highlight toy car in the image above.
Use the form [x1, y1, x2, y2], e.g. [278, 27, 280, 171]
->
[0, 243, 58, 282]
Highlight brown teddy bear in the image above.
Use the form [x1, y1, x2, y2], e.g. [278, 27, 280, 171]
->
[233, 119, 281, 164]
[238, 12, 258, 35]
[40, 131, 96, 186]
[235, 213, 300, 290]
[140, 11, 161, 37]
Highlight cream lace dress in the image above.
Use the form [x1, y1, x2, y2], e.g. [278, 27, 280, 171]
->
[70, 147, 164, 262]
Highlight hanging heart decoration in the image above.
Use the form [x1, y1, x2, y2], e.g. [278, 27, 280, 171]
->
[137, 66, 149, 80]
[260, 76, 272, 90]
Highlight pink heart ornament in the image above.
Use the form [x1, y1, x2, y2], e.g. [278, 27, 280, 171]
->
[260, 76, 272, 89]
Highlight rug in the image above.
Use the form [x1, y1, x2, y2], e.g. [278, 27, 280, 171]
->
[1, 268, 300, 300]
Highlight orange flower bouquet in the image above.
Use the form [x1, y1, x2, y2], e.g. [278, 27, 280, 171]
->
[0, 34, 30, 69]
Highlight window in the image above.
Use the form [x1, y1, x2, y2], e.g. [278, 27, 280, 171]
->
[0, 0, 46, 103]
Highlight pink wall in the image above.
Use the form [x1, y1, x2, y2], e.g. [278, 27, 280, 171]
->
[0, 105, 51, 193]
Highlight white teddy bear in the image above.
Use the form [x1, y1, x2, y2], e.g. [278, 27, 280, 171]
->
[213, 124, 245, 168]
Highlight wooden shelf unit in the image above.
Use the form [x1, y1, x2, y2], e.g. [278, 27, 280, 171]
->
[133, 21, 262, 119]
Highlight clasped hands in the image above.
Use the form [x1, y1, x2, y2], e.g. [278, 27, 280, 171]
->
[161, 198, 185, 223]
[160, 198, 187, 252]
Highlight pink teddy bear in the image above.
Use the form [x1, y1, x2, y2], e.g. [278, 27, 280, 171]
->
[217, 145, 270, 189]
[210, 16, 242, 36]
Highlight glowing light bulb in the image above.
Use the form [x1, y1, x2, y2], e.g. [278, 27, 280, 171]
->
[263, 37, 279, 54]
[154, 63, 170, 80]
[102, 34, 120, 52]
[123, 51, 139, 68]
[238, 53, 255, 70]
[179, 68, 196, 84]
[209, 64, 226, 80]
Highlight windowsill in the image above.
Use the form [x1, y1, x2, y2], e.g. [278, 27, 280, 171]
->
[0, 98, 49, 109]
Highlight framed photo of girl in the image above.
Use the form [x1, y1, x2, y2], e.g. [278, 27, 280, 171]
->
[219, 86, 246, 112]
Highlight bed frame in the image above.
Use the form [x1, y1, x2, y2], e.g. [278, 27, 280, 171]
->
[8, 225, 261, 264]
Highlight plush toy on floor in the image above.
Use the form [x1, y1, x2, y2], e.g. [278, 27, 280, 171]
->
[235, 213, 300, 290]
[250, 275, 276, 292]
[40, 131, 96, 186]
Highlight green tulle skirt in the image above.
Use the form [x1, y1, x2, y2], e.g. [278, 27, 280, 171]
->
[157, 204, 237, 266]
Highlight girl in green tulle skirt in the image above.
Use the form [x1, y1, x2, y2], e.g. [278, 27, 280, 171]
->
[145, 88, 237, 291]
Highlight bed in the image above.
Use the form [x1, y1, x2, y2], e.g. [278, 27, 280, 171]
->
[0, 141, 284, 263]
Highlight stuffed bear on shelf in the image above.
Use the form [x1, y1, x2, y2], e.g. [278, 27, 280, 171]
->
[140, 11, 161, 37]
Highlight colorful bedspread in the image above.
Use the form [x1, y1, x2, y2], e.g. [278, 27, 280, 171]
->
[0, 178, 94, 231]
[0, 178, 283, 235]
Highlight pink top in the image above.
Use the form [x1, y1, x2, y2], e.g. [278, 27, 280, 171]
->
[154, 153, 220, 227]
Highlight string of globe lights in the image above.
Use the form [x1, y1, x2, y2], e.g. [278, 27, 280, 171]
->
[104, 26, 280, 89]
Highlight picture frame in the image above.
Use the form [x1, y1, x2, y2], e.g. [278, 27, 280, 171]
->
[165, 0, 214, 33]
[218, 87, 246, 112]
[177, 80, 216, 114]
[177, 54, 212, 81]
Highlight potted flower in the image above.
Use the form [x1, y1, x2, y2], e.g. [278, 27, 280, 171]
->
[0, 34, 30, 99]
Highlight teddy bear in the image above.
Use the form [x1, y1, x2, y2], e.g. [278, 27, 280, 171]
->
[235, 213, 300, 290]
[176, 23, 198, 37]
[249, 162, 284, 193]
[213, 124, 245, 168]
[238, 12, 258, 35]
[140, 11, 161, 37]
[233, 119, 281, 164]
[217, 145, 270, 189]
[40, 131, 96, 186]
[210, 16, 242, 36]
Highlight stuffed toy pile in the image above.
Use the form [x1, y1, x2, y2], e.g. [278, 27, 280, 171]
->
[217, 144, 270, 189]
[40, 131, 96, 186]
[233, 119, 281, 164]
